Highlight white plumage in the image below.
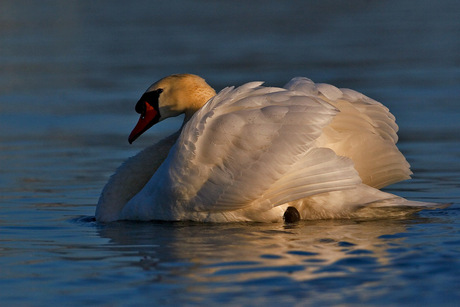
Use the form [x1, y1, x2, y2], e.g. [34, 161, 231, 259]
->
[96, 74, 445, 222]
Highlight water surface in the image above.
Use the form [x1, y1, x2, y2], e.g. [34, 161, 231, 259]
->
[1, 1, 460, 305]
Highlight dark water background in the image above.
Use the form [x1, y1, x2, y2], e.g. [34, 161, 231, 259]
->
[1, 1, 460, 305]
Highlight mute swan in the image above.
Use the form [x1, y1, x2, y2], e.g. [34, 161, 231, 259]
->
[96, 74, 445, 222]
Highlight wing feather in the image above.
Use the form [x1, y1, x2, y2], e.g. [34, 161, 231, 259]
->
[285, 77, 412, 189]
[165, 82, 360, 213]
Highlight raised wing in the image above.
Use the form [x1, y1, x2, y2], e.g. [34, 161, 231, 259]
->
[164, 81, 361, 213]
[285, 77, 412, 189]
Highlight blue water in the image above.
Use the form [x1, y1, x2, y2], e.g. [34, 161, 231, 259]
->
[1, 0, 460, 305]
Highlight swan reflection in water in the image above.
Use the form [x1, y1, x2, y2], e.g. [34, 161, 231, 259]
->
[96, 217, 418, 288]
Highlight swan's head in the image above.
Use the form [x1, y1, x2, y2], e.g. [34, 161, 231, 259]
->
[128, 74, 216, 143]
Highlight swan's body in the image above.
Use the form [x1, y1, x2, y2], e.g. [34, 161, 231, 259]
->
[96, 74, 444, 222]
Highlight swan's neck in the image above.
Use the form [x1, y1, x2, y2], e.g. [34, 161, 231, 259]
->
[96, 131, 181, 222]
[182, 85, 216, 123]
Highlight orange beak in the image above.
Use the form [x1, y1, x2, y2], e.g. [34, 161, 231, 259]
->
[128, 102, 160, 144]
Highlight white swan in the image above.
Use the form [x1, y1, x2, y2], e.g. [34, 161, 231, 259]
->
[96, 74, 444, 222]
